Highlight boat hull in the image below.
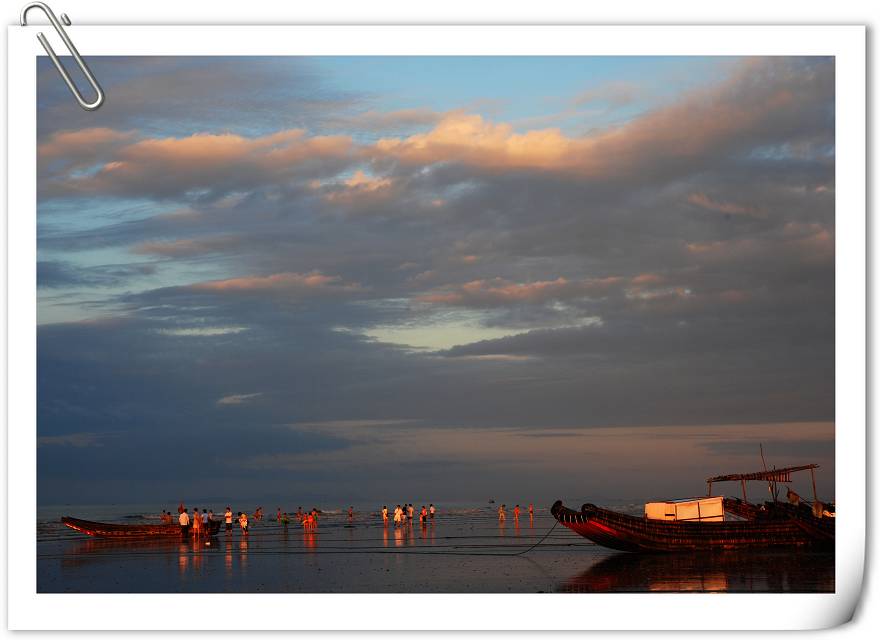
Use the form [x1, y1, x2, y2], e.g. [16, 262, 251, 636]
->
[62, 516, 222, 538]
[550, 501, 834, 552]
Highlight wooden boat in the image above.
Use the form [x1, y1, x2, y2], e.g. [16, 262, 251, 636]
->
[551, 464, 834, 552]
[62, 516, 222, 538]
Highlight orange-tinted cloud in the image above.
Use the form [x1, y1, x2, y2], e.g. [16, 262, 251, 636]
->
[373, 59, 831, 179]
[315, 170, 396, 204]
[40, 59, 832, 203]
[630, 273, 665, 286]
[687, 192, 764, 218]
[418, 276, 622, 306]
[38, 127, 135, 161]
[188, 271, 363, 296]
[52, 129, 356, 199]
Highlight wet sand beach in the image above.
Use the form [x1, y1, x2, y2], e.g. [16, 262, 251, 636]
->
[37, 504, 834, 593]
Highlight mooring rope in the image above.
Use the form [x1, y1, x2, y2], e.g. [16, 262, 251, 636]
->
[509, 518, 559, 556]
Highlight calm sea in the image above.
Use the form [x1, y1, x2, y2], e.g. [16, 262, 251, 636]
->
[37, 502, 834, 593]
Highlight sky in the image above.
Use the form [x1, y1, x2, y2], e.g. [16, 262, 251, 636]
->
[36, 56, 835, 506]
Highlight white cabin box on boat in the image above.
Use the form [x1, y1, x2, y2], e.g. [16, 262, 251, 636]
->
[644, 495, 725, 522]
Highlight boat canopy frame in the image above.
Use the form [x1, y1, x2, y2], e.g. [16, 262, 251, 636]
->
[706, 463, 820, 504]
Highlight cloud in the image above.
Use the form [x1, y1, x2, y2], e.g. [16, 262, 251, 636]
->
[288, 419, 421, 429]
[687, 192, 764, 218]
[38, 260, 157, 289]
[189, 271, 363, 295]
[36, 56, 360, 141]
[37, 58, 832, 211]
[38, 432, 115, 448]
[685, 222, 833, 266]
[417, 276, 623, 306]
[217, 392, 263, 406]
[330, 108, 443, 131]
[373, 58, 832, 181]
[314, 170, 396, 204]
[42, 129, 356, 200]
[157, 326, 248, 337]
[38, 128, 135, 165]
[132, 235, 242, 257]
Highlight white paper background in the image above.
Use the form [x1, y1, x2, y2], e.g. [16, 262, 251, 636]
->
[1, 2, 874, 637]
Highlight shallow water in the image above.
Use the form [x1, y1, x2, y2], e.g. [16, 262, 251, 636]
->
[37, 504, 834, 593]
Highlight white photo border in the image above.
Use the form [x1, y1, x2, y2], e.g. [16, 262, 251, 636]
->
[6, 25, 865, 630]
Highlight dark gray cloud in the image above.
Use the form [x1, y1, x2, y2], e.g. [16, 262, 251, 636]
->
[37, 260, 157, 288]
[37, 57, 360, 140]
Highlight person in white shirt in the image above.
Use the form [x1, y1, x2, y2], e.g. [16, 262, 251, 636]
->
[429, 504, 436, 519]
[225, 507, 233, 532]
[179, 508, 190, 539]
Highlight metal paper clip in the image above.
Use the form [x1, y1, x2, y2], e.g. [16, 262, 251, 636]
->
[20, 2, 104, 111]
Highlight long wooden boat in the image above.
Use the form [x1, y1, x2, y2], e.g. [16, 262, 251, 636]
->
[551, 463, 834, 552]
[62, 516, 222, 538]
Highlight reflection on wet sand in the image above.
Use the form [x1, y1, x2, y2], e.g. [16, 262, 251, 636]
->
[558, 550, 835, 593]
[178, 546, 188, 574]
[239, 538, 248, 570]
[67, 537, 183, 555]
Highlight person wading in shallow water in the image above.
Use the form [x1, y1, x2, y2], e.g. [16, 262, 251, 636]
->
[514, 505, 521, 522]
[498, 504, 506, 521]
[225, 507, 233, 532]
[239, 511, 249, 535]
[429, 504, 436, 519]
[382, 506, 388, 524]
[191, 508, 201, 538]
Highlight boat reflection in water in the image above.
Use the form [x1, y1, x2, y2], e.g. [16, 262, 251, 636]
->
[558, 550, 834, 593]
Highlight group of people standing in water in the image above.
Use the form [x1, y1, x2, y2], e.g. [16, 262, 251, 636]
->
[167, 503, 327, 538]
[497, 503, 534, 522]
[381, 503, 436, 525]
[168, 503, 254, 539]
[167, 501, 530, 539]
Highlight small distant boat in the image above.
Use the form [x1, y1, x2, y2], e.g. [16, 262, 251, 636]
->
[552, 463, 834, 552]
[62, 516, 222, 538]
